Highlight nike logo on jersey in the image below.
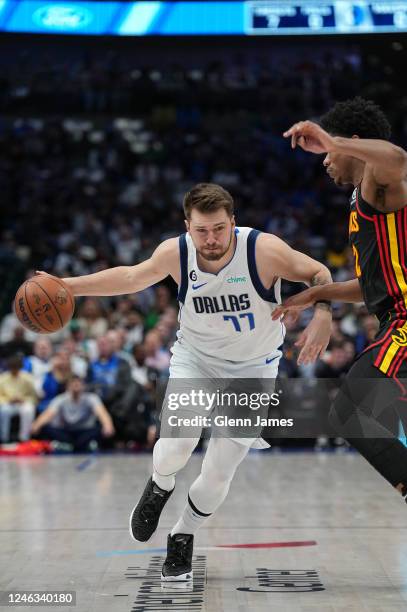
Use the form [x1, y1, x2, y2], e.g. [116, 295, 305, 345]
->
[192, 282, 208, 290]
[266, 356, 278, 364]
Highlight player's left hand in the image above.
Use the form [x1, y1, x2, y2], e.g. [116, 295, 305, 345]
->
[283, 120, 335, 154]
[295, 309, 331, 365]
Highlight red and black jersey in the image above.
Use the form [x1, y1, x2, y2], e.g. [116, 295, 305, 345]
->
[349, 185, 407, 379]
[349, 185, 407, 324]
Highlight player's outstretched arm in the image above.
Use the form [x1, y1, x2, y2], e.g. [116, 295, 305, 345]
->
[330, 137, 407, 185]
[272, 278, 363, 320]
[283, 120, 407, 188]
[37, 238, 179, 297]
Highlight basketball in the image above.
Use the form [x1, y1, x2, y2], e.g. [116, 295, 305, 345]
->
[14, 275, 75, 334]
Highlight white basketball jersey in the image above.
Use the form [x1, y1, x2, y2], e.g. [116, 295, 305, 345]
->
[175, 227, 285, 362]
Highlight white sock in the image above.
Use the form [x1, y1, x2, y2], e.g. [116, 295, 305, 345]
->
[152, 471, 175, 492]
[171, 495, 211, 536]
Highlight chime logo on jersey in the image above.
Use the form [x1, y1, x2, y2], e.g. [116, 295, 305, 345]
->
[193, 293, 251, 314]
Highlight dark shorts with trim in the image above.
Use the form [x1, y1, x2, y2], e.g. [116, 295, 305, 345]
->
[358, 318, 407, 393]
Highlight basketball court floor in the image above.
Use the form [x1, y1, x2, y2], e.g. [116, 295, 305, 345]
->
[2, 451, 407, 611]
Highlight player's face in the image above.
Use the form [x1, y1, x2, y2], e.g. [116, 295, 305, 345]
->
[323, 134, 359, 186]
[323, 150, 354, 186]
[186, 209, 235, 261]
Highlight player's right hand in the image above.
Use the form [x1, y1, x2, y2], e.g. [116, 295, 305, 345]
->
[283, 120, 335, 154]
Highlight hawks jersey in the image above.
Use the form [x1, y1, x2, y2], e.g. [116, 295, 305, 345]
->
[349, 185, 407, 379]
[175, 227, 285, 362]
[349, 185, 407, 323]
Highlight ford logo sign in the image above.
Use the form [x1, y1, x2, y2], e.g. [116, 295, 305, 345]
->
[32, 4, 93, 30]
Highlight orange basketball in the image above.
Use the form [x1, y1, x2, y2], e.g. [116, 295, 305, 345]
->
[14, 275, 75, 334]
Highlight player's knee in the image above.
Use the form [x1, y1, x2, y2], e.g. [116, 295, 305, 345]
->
[172, 437, 198, 460]
[154, 437, 198, 474]
[202, 455, 237, 485]
[203, 462, 229, 485]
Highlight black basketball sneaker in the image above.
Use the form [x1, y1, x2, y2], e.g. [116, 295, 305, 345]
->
[161, 533, 194, 582]
[129, 477, 174, 542]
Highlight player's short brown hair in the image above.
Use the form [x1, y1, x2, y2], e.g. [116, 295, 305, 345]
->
[183, 183, 234, 220]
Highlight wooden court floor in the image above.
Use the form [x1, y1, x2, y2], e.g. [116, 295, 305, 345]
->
[1, 451, 407, 611]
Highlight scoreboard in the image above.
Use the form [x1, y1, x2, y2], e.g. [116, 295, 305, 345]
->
[0, 1, 407, 36]
[248, 1, 407, 35]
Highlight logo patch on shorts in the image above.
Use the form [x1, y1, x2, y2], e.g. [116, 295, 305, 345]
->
[391, 329, 407, 347]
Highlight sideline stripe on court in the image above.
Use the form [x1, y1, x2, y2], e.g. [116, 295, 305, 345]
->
[216, 540, 317, 549]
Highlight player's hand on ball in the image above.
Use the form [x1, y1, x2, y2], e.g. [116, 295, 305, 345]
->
[295, 310, 331, 365]
[15, 273, 75, 334]
[283, 120, 335, 154]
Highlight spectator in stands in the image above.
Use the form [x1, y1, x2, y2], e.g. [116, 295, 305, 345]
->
[22, 337, 53, 392]
[37, 350, 71, 413]
[0, 302, 35, 344]
[123, 307, 144, 348]
[145, 285, 173, 329]
[132, 343, 157, 389]
[87, 334, 128, 400]
[77, 297, 108, 339]
[130, 343, 158, 448]
[59, 337, 88, 378]
[108, 297, 134, 329]
[68, 320, 98, 362]
[315, 340, 352, 379]
[143, 329, 170, 374]
[105, 328, 134, 367]
[0, 354, 37, 442]
[155, 306, 178, 347]
[0, 327, 33, 363]
[30, 375, 114, 452]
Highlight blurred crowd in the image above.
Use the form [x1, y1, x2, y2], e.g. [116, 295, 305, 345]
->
[1, 38, 404, 450]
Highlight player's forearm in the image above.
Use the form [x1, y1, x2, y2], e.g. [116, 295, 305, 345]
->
[332, 137, 407, 172]
[310, 279, 363, 303]
[63, 266, 137, 297]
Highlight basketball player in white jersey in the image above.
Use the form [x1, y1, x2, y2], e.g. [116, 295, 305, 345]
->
[38, 183, 332, 581]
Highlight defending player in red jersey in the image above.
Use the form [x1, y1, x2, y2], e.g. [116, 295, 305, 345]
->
[274, 97, 407, 500]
